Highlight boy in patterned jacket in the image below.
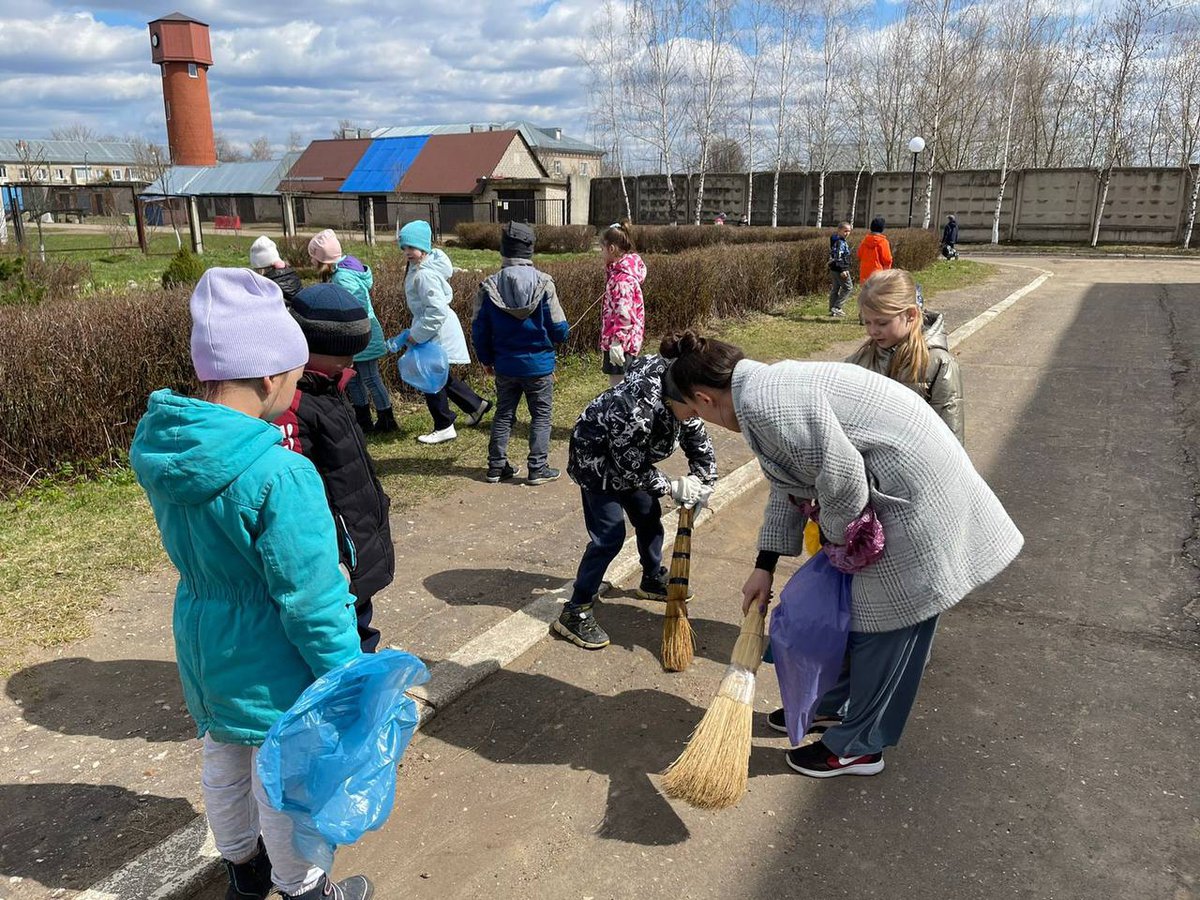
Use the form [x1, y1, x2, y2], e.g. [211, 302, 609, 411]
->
[558, 353, 718, 649]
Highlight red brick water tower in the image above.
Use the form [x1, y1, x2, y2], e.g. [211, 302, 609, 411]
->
[148, 12, 217, 166]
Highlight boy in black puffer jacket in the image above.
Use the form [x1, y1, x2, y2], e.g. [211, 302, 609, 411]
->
[276, 283, 395, 651]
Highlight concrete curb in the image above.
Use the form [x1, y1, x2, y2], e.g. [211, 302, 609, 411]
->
[78, 267, 1050, 899]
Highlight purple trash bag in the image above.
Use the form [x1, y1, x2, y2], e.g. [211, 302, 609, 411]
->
[769, 552, 853, 745]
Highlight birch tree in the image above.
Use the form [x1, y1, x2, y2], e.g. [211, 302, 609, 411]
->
[1176, 8, 1200, 247]
[1088, 0, 1169, 247]
[582, 0, 636, 220]
[805, 0, 860, 227]
[688, 0, 734, 224]
[767, 0, 806, 226]
[991, 0, 1049, 243]
[629, 0, 691, 224]
[738, 0, 770, 224]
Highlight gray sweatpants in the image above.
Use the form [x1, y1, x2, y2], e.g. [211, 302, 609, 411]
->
[202, 735, 325, 894]
[814, 615, 939, 757]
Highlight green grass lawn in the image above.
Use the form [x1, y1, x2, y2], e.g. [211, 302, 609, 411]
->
[8, 228, 594, 292]
[0, 257, 994, 669]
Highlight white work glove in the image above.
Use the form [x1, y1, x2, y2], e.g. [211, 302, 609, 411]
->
[608, 344, 626, 369]
[669, 474, 713, 510]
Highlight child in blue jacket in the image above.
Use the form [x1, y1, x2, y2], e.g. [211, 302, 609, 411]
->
[130, 269, 373, 900]
[471, 221, 569, 485]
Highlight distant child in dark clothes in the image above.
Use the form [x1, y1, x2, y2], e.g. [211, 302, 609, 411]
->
[471, 221, 569, 486]
[275, 283, 396, 652]
[249, 235, 301, 303]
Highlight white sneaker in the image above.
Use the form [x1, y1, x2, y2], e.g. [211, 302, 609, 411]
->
[417, 425, 457, 444]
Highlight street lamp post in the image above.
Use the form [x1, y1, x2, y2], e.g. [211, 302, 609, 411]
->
[907, 136, 925, 228]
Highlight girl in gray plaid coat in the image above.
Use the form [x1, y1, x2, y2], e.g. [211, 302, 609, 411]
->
[659, 330, 1022, 778]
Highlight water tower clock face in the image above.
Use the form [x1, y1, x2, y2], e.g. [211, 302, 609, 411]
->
[151, 33, 159, 47]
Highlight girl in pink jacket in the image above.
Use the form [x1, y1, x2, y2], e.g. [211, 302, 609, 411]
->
[599, 223, 647, 387]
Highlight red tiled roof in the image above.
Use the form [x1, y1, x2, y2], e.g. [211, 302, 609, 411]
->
[398, 130, 523, 195]
[277, 139, 372, 193]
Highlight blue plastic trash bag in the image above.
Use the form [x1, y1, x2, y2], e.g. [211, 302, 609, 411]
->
[257, 650, 429, 870]
[769, 552, 853, 746]
[386, 329, 449, 394]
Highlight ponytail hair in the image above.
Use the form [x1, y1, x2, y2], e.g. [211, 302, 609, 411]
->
[602, 221, 636, 254]
[659, 330, 745, 396]
[856, 269, 928, 384]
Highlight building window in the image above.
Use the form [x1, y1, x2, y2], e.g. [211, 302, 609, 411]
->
[553, 160, 562, 176]
[165, 100, 171, 121]
[581, 162, 589, 176]
[188, 63, 198, 78]
[57, 168, 65, 179]
[1, 165, 7, 178]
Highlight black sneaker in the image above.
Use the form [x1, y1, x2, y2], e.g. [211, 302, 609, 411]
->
[486, 463, 520, 483]
[552, 604, 610, 649]
[785, 740, 884, 778]
[282, 874, 374, 900]
[527, 466, 561, 486]
[766, 709, 841, 737]
[635, 566, 693, 602]
[224, 838, 271, 899]
[466, 399, 493, 426]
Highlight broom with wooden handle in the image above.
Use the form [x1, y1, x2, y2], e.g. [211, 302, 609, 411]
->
[661, 603, 767, 809]
[660, 506, 696, 672]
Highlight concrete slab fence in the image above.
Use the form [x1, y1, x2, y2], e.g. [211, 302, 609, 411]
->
[590, 166, 1200, 246]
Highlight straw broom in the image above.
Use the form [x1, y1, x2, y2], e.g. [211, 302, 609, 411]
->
[660, 506, 696, 672]
[661, 604, 767, 809]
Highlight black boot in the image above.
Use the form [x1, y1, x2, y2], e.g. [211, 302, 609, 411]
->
[353, 405, 374, 435]
[224, 837, 272, 900]
[373, 407, 398, 434]
[282, 873, 374, 900]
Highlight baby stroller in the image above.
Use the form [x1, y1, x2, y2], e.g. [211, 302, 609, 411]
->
[940, 242, 959, 260]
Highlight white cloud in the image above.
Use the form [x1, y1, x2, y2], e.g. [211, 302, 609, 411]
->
[0, 1, 601, 152]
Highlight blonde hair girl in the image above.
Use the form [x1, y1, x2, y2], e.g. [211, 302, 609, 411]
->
[847, 268, 964, 443]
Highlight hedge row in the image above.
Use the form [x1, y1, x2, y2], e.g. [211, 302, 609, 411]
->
[0, 230, 938, 491]
[453, 223, 596, 254]
[623, 225, 828, 254]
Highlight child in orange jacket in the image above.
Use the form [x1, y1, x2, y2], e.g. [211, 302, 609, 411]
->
[857, 217, 894, 283]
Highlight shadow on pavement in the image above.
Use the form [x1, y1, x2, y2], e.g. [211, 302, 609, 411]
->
[424, 665, 717, 846]
[7, 657, 192, 742]
[423, 567, 571, 611]
[0, 782, 195, 890]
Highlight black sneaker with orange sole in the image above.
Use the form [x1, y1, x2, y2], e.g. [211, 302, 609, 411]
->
[784, 740, 884, 777]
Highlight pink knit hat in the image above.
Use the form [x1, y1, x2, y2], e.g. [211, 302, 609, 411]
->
[307, 229, 343, 264]
[190, 268, 309, 382]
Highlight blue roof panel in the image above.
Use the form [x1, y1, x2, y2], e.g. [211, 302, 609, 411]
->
[340, 136, 430, 193]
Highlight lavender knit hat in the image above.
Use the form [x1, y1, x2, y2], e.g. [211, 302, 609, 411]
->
[190, 268, 309, 382]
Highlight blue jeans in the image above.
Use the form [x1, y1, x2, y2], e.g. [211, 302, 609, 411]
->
[829, 271, 852, 312]
[345, 358, 392, 412]
[488, 373, 553, 471]
[569, 488, 664, 608]
[814, 615, 939, 756]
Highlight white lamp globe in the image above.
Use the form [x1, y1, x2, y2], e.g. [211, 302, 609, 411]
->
[908, 136, 926, 154]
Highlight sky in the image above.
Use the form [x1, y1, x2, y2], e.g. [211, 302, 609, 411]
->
[0, 0, 908, 156]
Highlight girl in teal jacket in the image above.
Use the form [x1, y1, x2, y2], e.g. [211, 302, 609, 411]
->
[130, 268, 373, 900]
[308, 228, 396, 435]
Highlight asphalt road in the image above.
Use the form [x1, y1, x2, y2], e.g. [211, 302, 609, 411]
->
[194, 257, 1199, 900]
